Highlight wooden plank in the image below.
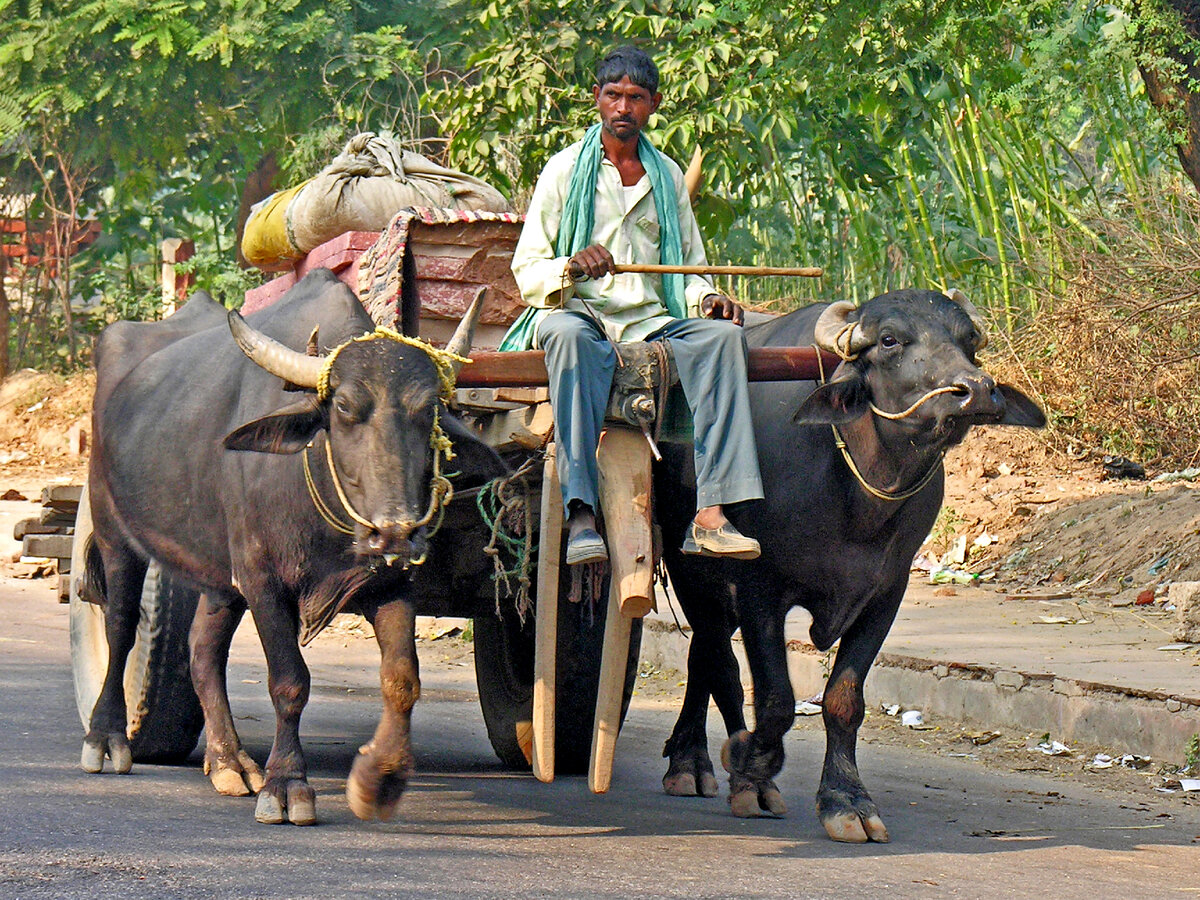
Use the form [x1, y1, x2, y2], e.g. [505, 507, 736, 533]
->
[455, 346, 842, 388]
[589, 427, 654, 794]
[532, 446, 562, 783]
[471, 403, 554, 453]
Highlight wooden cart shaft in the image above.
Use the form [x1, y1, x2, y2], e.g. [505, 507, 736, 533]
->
[455, 346, 841, 388]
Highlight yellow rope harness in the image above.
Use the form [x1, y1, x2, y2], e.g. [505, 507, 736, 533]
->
[303, 327, 470, 557]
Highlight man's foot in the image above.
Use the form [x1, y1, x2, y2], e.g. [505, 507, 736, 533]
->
[681, 518, 760, 560]
[566, 501, 608, 565]
[565, 528, 608, 565]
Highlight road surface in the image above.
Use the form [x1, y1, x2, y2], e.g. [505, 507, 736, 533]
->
[1, 573, 1198, 899]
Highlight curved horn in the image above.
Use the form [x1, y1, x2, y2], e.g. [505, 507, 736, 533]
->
[944, 288, 989, 351]
[684, 147, 703, 201]
[227, 310, 324, 388]
[813, 301, 870, 359]
[445, 286, 487, 375]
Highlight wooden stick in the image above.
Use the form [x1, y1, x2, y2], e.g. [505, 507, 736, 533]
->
[532, 445, 562, 784]
[611, 263, 822, 277]
[589, 427, 654, 794]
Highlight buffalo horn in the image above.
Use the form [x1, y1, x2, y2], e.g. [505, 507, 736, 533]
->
[944, 288, 989, 351]
[813, 301, 871, 359]
[227, 310, 324, 389]
[684, 147, 703, 201]
[444, 286, 487, 374]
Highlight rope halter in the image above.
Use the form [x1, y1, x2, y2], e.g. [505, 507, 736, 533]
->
[308, 328, 470, 562]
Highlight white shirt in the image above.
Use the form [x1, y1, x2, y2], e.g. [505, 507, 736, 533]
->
[510, 139, 717, 343]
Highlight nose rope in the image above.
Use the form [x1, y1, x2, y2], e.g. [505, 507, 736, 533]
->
[869, 385, 961, 420]
[812, 344, 944, 503]
[302, 414, 455, 557]
[305, 327, 465, 559]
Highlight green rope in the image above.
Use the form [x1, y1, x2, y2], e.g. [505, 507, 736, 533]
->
[475, 458, 537, 623]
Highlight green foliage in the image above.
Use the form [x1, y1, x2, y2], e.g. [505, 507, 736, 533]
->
[1186, 732, 1200, 772]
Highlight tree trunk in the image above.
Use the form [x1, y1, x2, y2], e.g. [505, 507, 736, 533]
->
[1139, 1, 1200, 195]
[234, 151, 279, 269]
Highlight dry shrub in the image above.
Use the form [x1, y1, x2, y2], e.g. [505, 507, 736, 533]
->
[985, 181, 1200, 471]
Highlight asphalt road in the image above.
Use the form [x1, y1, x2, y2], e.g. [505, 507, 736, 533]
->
[2, 573, 1199, 900]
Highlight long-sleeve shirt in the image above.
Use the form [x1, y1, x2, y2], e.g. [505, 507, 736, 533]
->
[510, 139, 717, 344]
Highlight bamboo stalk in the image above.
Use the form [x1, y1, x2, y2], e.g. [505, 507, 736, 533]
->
[610, 263, 822, 277]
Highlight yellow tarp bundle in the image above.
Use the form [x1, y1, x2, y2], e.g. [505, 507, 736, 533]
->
[240, 181, 311, 270]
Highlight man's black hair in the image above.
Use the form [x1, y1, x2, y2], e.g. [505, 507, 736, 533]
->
[595, 46, 659, 94]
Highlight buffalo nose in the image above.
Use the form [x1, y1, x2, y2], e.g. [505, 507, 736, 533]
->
[953, 372, 998, 411]
[366, 520, 416, 556]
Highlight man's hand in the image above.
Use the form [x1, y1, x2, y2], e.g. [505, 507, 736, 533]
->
[700, 293, 745, 326]
[568, 244, 615, 281]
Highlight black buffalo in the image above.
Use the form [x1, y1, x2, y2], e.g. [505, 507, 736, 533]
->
[655, 288, 1045, 842]
[79, 269, 502, 824]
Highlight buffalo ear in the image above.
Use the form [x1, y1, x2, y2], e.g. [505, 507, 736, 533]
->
[793, 370, 872, 425]
[996, 384, 1047, 429]
[440, 410, 509, 483]
[224, 396, 328, 454]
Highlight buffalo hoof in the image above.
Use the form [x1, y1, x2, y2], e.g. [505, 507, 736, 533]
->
[663, 771, 697, 796]
[663, 770, 721, 798]
[821, 811, 890, 843]
[662, 753, 720, 798]
[205, 750, 266, 797]
[81, 733, 132, 775]
[255, 779, 316, 826]
[728, 778, 787, 818]
[346, 743, 411, 822]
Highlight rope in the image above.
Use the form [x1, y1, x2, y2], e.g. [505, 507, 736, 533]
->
[812, 344, 943, 503]
[869, 386, 961, 420]
[297, 328, 466, 558]
[476, 457, 538, 623]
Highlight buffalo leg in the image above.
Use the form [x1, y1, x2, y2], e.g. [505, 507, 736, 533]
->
[346, 593, 419, 821]
[719, 591, 789, 818]
[816, 593, 900, 844]
[190, 591, 265, 796]
[246, 595, 314, 826]
[662, 582, 743, 798]
[81, 545, 147, 775]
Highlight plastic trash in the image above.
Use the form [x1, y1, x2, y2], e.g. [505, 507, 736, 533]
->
[901, 710, 925, 728]
[1034, 739, 1072, 756]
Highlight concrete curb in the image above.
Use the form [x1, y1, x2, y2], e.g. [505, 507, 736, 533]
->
[639, 617, 1200, 764]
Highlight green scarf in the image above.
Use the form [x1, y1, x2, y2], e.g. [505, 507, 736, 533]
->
[499, 124, 687, 351]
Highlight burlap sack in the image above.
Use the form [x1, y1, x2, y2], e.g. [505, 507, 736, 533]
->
[241, 133, 510, 269]
[289, 133, 510, 253]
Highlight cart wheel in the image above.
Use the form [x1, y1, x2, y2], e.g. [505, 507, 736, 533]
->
[69, 480, 204, 763]
[474, 571, 642, 774]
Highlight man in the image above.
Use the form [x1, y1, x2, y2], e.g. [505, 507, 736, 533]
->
[505, 46, 763, 565]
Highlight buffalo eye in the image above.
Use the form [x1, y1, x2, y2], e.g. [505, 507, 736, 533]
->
[333, 392, 369, 425]
[879, 333, 901, 350]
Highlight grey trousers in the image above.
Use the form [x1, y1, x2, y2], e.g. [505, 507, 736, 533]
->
[536, 310, 764, 511]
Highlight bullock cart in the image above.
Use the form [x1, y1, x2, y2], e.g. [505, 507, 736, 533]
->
[68, 209, 832, 789]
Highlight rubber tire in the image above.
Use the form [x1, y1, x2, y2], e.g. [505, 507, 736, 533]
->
[69, 479, 205, 763]
[474, 569, 643, 774]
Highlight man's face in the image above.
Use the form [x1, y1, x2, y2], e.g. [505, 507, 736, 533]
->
[593, 76, 661, 142]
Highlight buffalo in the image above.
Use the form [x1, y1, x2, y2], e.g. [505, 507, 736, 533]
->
[78, 269, 503, 824]
[654, 288, 1045, 842]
